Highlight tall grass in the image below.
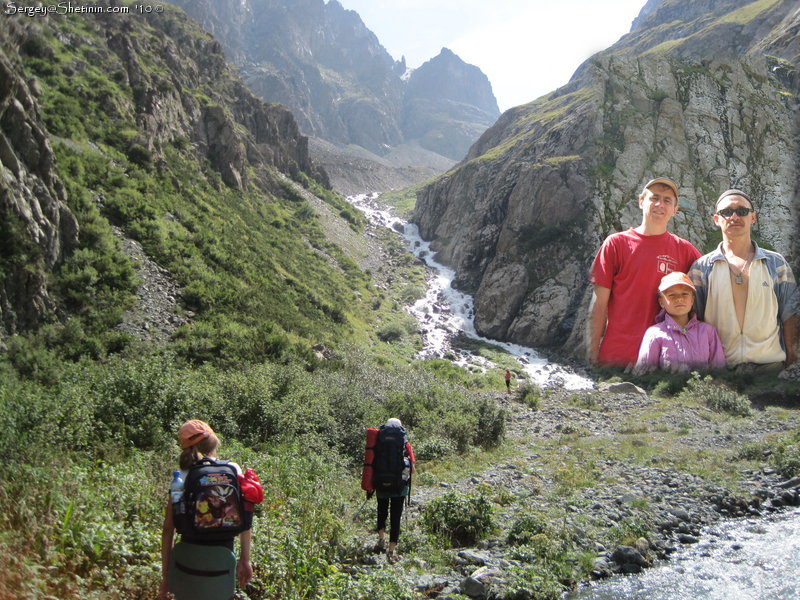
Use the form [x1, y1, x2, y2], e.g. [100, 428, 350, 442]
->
[0, 347, 505, 598]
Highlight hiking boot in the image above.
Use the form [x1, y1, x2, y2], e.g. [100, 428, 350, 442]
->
[372, 540, 385, 553]
[386, 550, 401, 564]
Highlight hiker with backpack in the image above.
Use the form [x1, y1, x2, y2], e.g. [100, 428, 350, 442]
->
[365, 417, 416, 563]
[158, 420, 263, 600]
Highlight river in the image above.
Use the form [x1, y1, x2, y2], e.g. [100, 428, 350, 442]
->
[347, 193, 591, 390]
[348, 192, 800, 599]
[569, 508, 800, 599]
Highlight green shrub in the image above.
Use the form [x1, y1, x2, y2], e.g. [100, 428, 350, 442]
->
[414, 437, 456, 461]
[421, 491, 494, 547]
[773, 441, 800, 478]
[377, 320, 405, 342]
[736, 441, 770, 461]
[507, 513, 551, 546]
[568, 390, 599, 410]
[678, 373, 752, 416]
[516, 383, 542, 409]
[399, 283, 426, 303]
[318, 569, 415, 600]
[502, 565, 565, 600]
[608, 518, 653, 546]
[652, 380, 672, 398]
[473, 395, 506, 449]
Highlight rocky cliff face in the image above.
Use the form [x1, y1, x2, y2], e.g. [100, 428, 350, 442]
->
[99, 6, 327, 190]
[0, 28, 79, 338]
[165, 0, 500, 171]
[0, 3, 326, 340]
[414, 0, 800, 361]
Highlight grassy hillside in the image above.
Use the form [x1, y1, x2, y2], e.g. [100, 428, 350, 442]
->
[0, 4, 508, 598]
[8, 5, 384, 368]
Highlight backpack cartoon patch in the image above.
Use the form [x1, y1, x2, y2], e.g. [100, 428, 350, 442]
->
[372, 425, 408, 495]
[174, 458, 246, 541]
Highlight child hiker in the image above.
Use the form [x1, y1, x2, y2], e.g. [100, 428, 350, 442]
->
[159, 420, 262, 600]
[634, 271, 726, 374]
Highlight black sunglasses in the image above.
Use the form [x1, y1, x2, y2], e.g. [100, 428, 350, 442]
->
[716, 206, 754, 218]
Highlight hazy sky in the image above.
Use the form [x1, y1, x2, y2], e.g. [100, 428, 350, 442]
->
[336, 0, 647, 112]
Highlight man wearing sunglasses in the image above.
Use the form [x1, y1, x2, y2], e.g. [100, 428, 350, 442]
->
[589, 177, 701, 367]
[689, 189, 798, 370]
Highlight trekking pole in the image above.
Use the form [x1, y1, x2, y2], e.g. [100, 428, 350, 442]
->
[351, 494, 371, 522]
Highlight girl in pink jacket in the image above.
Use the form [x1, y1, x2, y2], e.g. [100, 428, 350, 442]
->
[635, 272, 726, 373]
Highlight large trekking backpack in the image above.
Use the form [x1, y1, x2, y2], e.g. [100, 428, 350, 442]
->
[174, 458, 246, 542]
[372, 425, 409, 495]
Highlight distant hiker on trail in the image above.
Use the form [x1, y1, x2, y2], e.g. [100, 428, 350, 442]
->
[634, 271, 725, 374]
[159, 420, 263, 600]
[588, 177, 701, 368]
[361, 417, 416, 563]
[504, 368, 512, 393]
[689, 189, 799, 372]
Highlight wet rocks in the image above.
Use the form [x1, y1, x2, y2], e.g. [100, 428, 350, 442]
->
[611, 545, 650, 573]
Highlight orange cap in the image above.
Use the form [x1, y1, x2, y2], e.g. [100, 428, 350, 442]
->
[658, 271, 695, 293]
[178, 419, 214, 449]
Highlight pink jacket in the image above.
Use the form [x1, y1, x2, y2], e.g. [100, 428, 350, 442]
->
[635, 310, 726, 373]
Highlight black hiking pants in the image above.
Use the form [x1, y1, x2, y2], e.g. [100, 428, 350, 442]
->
[376, 496, 404, 543]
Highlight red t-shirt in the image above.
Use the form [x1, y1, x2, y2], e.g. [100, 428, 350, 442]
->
[591, 228, 700, 366]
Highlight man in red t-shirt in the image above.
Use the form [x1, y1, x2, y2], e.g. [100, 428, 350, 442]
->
[588, 177, 701, 367]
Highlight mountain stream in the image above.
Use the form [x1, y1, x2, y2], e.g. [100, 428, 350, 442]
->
[347, 193, 591, 390]
[349, 193, 800, 598]
[569, 507, 800, 599]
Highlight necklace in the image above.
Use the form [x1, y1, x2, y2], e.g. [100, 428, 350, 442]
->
[725, 255, 752, 284]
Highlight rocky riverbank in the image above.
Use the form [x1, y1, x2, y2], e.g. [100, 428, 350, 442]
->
[354, 379, 800, 599]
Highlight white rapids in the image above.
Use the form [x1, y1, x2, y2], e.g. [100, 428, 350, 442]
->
[348, 193, 592, 390]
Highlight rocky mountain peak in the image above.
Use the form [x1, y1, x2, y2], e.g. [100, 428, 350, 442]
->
[166, 0, 499, 180]
[406, 47, 500, 116]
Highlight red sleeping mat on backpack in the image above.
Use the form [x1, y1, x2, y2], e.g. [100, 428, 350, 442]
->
[361, 427, 379, 491]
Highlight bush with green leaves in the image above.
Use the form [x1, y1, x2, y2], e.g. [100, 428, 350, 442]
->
[500, 565, 565, 600]
[608, 518, 653, 546]
[568, 390, 599, 410]
[414, 437, 457, 461]
[678, 372, 752, 416]
[774, 446, 800, 478]
[516, 383, 542, 409]
[420, 491, 494, 547]
[317, 569, 416, 600]
[507, 513, 551, 546]
[768, 429, 800, 478]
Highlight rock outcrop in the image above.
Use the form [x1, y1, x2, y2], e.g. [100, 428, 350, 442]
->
[413, 0, 800, 361]
[0, 2, 328, 339]
[0, 29, 79, 339]
[100, 6, 327, 190]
